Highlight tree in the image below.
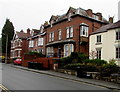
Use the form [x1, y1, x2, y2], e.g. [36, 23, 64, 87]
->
[2, 19, 15, 58]
[89, 50, 97, 59]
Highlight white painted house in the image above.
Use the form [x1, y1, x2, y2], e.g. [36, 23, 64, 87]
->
[89, 20, 120, 66]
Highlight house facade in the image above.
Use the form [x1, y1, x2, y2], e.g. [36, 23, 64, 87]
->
[10, 29, 30, 59]
[44, 7, 108, 57]
[89, 20, 120, 66]
[27, 27, 46, 55]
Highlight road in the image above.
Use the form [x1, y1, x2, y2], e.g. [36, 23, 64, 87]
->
[2, 64, 111, 91]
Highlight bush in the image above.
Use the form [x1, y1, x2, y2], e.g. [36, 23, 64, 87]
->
[78, 53, 89, 63]
[83, 59, 107, 66]
[102, 64, 119, 77]
[63, 63, 98, 71]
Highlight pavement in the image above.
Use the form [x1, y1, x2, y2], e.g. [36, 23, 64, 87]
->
[9, 64, 120, 91]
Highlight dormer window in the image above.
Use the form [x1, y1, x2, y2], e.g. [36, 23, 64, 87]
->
[68, 13, 72, 21]
[40, 25, 44, 33]
[93, 14, 99, 20]
[30, 30, 34, 36]
[50, 20, 54, 27]
[76, 8, 80, 14]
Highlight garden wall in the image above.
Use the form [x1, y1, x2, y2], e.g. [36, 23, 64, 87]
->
[22, 54, 58, 69]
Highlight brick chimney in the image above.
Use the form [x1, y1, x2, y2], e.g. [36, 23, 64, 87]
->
[20, 30, 24, 32]
[86, 9, 93, 17]
[44, 21, 49, 26]
[109, 17, 113, 23]
[27, 28, 30, 34]
[96, 12, 102, 21]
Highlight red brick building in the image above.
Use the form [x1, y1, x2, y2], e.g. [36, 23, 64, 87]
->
[27, 27, 46, 55]
[10, 29, 30, 59]
[43, 7, 109, 57]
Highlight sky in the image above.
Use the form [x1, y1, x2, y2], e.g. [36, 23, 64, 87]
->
[0, 0, 120, 36]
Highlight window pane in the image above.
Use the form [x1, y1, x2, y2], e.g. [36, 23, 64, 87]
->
[70, 27, 73, 37]
[119, 32, 120, 40]
[66, 28, 69, 38]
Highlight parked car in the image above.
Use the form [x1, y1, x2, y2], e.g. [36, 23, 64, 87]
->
[14, 59, 22, 65]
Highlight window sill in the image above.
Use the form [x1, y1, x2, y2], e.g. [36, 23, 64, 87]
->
[95, 42, 102, 45]
[115, 40, 120, 43]
[80, 35, 88, 37]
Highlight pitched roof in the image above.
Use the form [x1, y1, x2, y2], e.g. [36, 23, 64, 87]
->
[45, 6, 108, 28]
[90, 23, 113, 35]
[108, 20, 120, 30]
[90, 20, 120, 35]
[16, 31, 30, 39]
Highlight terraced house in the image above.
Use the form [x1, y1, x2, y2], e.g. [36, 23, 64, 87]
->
[44, 7, 109, 57]
[27, 26, 46, 55]
[10, 29, 30, 59]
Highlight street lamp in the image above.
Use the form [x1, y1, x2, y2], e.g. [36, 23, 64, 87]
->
[2, 33, 8, 64]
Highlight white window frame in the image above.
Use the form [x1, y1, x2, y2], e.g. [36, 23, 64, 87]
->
[66, 26, 74, 38]
[49, 32, 54, 42]
[96, 48, 101, 59]
[51, 32, 54, 41]
[93, 14, 99, 20]
[18, 50, 21, 57]
[68, 13, 72, 21]
[38, 38, 44, 46]
[29, 40, 34, 48]
[64, 44, 74, 57]
[80, 25, 89, 37]
[97, 35, 101, 43]
[116, 31, 120, 40]
[116, 47, 120, 59]
[47, 47, 54, 57]
[49, 33, 51, 42]
[58, 30, 62, 40]
[70, 27, 73, 37]
[66, 27, 70, 38]
[18, 41, 21, 47]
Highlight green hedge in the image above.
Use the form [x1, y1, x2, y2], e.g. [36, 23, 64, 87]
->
[63, 63, 98, 71]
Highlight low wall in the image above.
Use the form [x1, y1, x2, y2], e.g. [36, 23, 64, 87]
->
[22, 54, 58, 69]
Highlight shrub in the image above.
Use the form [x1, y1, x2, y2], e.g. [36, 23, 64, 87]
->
[108, 59, 117, 65]
[63, 63, 98, 71]
[83, 59, 107, 66]
[102, 64, 119, 77]
[78, 52, 89, 63]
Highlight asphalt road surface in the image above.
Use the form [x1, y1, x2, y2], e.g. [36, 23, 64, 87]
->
[2, 64, 111, 91]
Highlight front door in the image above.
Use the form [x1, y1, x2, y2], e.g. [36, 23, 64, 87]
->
[58, 48, 61, 58]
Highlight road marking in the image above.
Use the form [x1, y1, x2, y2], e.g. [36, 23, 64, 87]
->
[0, 84, 10, 92]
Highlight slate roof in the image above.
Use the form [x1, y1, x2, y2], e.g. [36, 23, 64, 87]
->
[108, 20, 120, 30]
[90, 23, 114, 35]
[45, 7, 108, 28]
[90, 20, 120, 35]
[16, 31, 30, 39]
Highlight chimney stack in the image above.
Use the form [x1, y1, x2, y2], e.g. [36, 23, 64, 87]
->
[96, 12, 102, 21]
[20, 30, 24, 33]
[86, 9, 93, 17]
[44, 21, 48, 26]
[27, 28, 30, 34]
[109, 17, 113, 23]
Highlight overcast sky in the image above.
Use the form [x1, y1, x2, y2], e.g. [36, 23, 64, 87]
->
[0, 0, 120, 35]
